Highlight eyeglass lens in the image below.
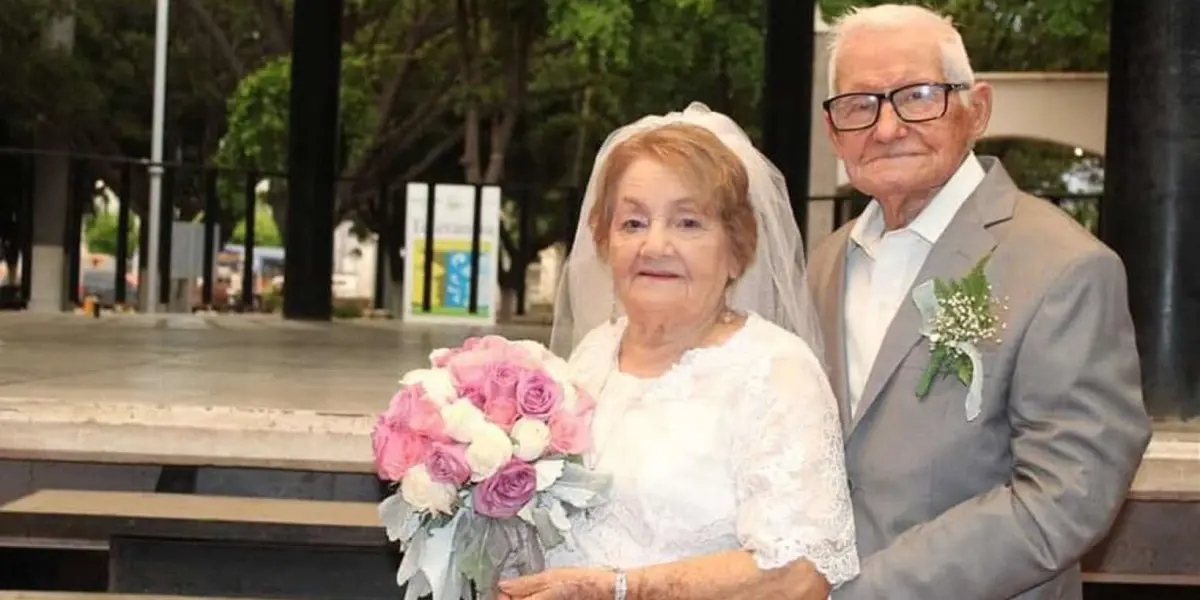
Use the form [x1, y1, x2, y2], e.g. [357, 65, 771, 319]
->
[828, 83, 949, 130]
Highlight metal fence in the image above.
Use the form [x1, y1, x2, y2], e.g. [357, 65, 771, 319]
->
[0, 148, 1103, 316]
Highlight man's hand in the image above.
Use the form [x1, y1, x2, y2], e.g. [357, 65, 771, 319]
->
[497, 567, 614, 600]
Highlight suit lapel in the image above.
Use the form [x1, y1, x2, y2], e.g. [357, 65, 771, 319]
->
[847, 157, 1018, 435]
[817, 226, 853, 433]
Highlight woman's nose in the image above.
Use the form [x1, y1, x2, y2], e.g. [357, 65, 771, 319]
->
[641, 222, 670, 255]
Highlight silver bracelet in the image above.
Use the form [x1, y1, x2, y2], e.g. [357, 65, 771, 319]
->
[612, 569, 628, 600]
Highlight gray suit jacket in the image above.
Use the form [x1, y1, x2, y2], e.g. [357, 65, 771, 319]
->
[810, 157, 1152, 600]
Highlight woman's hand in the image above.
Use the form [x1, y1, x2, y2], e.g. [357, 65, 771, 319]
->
[496, 567, 614, 600]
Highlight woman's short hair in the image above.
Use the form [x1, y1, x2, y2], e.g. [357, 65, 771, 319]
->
[588, 123, 757, 275]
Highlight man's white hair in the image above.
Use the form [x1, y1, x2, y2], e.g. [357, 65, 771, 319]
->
[827, 3, 975, 101]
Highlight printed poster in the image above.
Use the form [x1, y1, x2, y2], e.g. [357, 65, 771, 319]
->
[402, 183, 501, 325]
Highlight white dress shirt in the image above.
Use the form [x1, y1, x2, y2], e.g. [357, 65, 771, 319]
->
[843, 153, 986, 417]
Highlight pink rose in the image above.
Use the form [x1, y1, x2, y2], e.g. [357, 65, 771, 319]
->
[515, 369, 562, 421]
[384, 385, 422, 420]
[372, 416, 433, 481]
[426, 441, 471, 486]
[548, 411, 591, 455]
[473, 458, 537, 519]
[484, 395, 520, 431]
[387, 385, 447, 440]
[457, 382, 487, 410]
[476, 335, 510, 350]
[485, 362, 522, 400]
[448, 348, 503, 387]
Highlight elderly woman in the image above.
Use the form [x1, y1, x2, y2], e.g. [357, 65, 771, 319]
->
[499, 103, 858, 600]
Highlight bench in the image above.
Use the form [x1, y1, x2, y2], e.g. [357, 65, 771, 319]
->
[0, 490, 399, 600]
[4, 486, 1199, 597]
[1080, 458, 1200, 589]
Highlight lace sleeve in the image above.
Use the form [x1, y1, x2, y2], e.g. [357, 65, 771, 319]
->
[732, 345, 860, 588]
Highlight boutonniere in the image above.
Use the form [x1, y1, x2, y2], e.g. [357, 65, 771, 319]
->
[912, 254, 1004, 421]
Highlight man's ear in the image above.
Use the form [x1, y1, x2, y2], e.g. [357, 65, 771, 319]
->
[966, 81, 993, 138]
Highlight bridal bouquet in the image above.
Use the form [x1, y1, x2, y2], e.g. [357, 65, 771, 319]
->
[373, 335, 611, 600]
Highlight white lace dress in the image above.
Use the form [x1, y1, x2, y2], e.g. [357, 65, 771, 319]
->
[544, 312, 859, 589]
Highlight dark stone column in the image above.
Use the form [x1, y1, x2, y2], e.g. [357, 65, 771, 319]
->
[762, 0, 816, 238]
[283, 0, 343, 320]
[1102, 0, 1200, 419]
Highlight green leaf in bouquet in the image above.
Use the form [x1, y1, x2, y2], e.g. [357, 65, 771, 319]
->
[496, 519, 547, 576]
[378, 494, 422, 544]
[395, 527, 428, 587]
[452, 511, 496, 588]
[531, 506, 565, 549]
[535, 459, 566, 491]
[547, 463, 613, 509]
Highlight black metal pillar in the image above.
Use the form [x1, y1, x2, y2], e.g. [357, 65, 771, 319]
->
[762, 0, 815, 239]
[1102, 0, 1200, 419]
[283, 0, 343, 320]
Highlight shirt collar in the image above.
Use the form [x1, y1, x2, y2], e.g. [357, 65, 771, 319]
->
[849, 152, 986, 254]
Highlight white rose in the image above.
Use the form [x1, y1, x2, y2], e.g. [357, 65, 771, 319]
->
[441, 399, 486, 443]
[400, 368, 458, 405]
[513, 340, 550, 362]
[465, 422, 514, 480]
[542, 355, 571, 384]
[429, 348, 453, 364]
[510, 418, 551, 461]
[400, 464, 458, 515]
[560, 382, 581, 414]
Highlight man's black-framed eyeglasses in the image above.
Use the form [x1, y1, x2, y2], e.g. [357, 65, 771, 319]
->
[822, 82, 970, 132]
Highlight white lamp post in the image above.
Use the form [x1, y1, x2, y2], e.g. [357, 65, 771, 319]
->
[145, 0, 170, 313]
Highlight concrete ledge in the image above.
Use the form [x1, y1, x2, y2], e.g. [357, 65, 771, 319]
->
[1085, 498, 1200, 582]
[0, 398, 373, 473]
[0, 490, 384, 548]
[3, 395, 1198, 487]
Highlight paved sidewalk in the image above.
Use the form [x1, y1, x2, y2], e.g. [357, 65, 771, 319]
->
[0, 312, 551, 473]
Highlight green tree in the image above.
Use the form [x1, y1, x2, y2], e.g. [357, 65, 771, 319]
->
[84, 212, 138, 257]
[818, 0, 1110, 71]
[211, 52, 377, 238]
[228, 201, 284, 248]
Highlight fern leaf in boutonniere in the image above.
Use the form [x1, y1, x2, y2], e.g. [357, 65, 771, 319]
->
[911, 253, 1005, 421]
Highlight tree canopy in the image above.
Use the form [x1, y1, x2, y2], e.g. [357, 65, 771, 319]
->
[5, 0, 1111, 284]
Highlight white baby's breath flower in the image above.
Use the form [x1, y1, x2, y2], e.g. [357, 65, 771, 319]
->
[400, 465, 457, 515]
[510, 418, 551, 461]
[465, 422, 514, 481]
[400, 368, 458, 405]
[441, 399, 486, 443]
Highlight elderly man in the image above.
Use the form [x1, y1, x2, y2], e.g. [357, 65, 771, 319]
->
[806, 5, 1152, 600]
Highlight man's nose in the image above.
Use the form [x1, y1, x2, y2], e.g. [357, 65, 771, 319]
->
[873, 103, 907, 142]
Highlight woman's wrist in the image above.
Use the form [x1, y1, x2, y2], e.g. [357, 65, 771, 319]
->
[611, 569, 628, 600]
[595, 567, 628, 600]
